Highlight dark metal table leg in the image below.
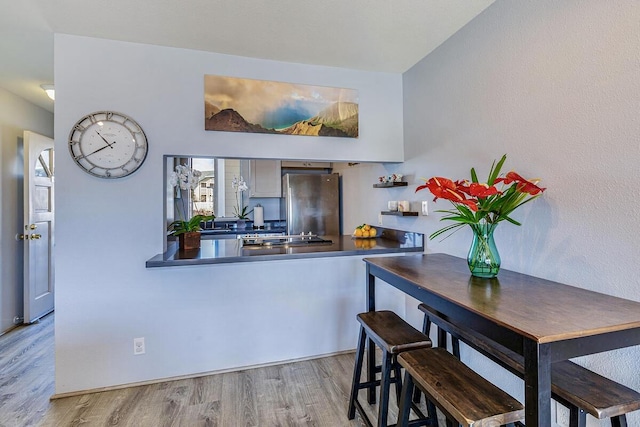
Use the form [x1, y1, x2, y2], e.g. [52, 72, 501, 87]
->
[366, 265, 377, 404]
[524, 339, 552, 427]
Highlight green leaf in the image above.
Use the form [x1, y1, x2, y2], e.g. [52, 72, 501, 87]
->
[488, 154, 507, 185]
[502, 215, 522, 226]
[167, 214, 215, 235]
[429, 222, 465, 240]
[470, 167, 479, 183]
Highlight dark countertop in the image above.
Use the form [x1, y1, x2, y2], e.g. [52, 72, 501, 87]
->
[146, 228, 424, 268]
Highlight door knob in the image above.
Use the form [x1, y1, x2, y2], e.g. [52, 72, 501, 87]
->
[29, 224, 37, 230]
[30, 234, 42, 240]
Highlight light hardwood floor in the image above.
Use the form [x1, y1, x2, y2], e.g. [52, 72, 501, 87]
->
[1, 314, 432, 427]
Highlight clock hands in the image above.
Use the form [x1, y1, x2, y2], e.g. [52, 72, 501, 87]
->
[79, 130, 116, 158]
[96, 131, 115, 148]
[84, 141, 117, 158]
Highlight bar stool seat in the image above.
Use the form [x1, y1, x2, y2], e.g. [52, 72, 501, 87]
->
[347, 310, 433, 427]
[398, 347, 524, 427]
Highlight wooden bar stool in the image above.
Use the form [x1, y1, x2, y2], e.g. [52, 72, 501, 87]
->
[347, 310, 434, 427]
[418, 303, 640, 427]
[398, 347, 524, 427]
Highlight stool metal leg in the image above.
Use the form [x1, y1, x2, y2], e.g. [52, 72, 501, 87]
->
[452, 336, 460, 359]
[611, 415, 628, 427]
[397, 370, 414, 427]
[569, 406, 586, 427]
[367, 337, 377, 404]
[426, 399, 439, 427]
[347, 326, 367, 420]
[414, 315, 432, 404]
[415, 314, 440, 427]
[437, 327, 447, 349]
[377, 350, 393, 427]
[422, 316, 432, 339]
[393, 357, 403, 406]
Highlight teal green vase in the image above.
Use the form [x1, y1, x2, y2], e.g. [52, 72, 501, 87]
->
[467, 222, 501, 278]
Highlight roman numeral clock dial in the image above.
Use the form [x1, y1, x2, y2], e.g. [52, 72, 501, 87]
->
[68, 111, 148, 178]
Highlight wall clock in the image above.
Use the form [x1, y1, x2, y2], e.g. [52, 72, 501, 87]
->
[68, 111, 148, 179]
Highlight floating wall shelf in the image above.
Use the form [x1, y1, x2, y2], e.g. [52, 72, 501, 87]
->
[373, 182, 408, 188]
[381, 211, 419, 216]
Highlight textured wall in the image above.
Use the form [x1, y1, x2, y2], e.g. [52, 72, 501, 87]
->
[53, 35, 405, 394]
[402, 1, 640, 425]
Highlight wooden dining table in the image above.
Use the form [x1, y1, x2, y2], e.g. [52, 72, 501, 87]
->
[363, 253, 640, 426]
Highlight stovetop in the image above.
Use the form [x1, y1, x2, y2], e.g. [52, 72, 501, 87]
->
[239, 232, 333, 248]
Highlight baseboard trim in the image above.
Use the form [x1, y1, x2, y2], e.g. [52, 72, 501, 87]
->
[51, 348, 355, 400]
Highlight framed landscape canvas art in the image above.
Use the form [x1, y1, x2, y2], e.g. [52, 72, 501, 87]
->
[204, 75, 358, 138]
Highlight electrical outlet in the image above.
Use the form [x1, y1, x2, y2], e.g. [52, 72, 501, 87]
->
[133, 337, 145, 355]
[421, 201, 429, 216]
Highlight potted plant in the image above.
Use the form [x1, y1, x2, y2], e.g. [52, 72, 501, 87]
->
[167, 164, 214, 250]
[232, 175, 252, 228]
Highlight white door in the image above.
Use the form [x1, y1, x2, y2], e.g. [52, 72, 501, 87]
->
[22, 131, 55, 323]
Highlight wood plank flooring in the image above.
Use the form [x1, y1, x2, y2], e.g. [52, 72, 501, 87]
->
[0, 314, 435, 427]
[0, 313, 55, 427]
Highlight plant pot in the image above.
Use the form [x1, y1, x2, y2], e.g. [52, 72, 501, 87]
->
[236, 219, 247, 229]
[179, 231, 201, 251]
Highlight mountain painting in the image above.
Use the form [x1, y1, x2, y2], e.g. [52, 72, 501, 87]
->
[204, 75, 358, 138]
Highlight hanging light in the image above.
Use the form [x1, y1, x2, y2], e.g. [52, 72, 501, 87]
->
[40, 84, 55, 100]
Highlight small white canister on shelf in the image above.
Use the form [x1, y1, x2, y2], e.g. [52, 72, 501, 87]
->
[388, 201, 398, 211]
[398, 201, 410, 212]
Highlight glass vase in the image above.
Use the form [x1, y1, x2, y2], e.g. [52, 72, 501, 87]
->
[467, 222, 501, 278]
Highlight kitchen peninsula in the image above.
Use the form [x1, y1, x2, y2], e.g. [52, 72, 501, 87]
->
[146, 228, 423, 267]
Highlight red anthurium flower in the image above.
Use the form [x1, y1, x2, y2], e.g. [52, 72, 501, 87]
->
[416, 177, 479, 211]
[454, 180, 471, 194]
[455, 197, 479, 212]
[417, 177, 458, 201]
[415, 155, 545, 241]
[497, 171, 546, 195]
[468, 183, 500, 198]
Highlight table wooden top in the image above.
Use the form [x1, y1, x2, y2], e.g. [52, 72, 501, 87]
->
[364, 253, 640, 344]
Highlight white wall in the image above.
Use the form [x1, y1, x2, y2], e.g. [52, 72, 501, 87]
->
[0, 87, 54, 333]
[53, 35, 405, 394]
[402, 1, 640, 425]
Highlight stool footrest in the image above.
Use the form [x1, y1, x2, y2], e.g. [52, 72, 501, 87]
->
[357, 376, 400, 390]
[357, 379, 381, 389]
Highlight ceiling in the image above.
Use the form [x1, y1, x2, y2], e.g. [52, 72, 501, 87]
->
[0, 0, 494, 113]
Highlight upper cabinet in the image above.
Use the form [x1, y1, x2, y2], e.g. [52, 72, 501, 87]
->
[281, 161, 332, 169]
[249, 160, 282, 198]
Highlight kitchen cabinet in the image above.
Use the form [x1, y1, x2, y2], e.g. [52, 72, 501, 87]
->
[281, 161, 332, 169]
[249, 160, 281, 197]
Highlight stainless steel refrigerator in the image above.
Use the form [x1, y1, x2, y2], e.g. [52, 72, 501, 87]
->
[283, 173, 341, 236]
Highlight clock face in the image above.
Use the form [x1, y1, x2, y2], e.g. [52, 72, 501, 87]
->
[68, 111, 148, 178]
